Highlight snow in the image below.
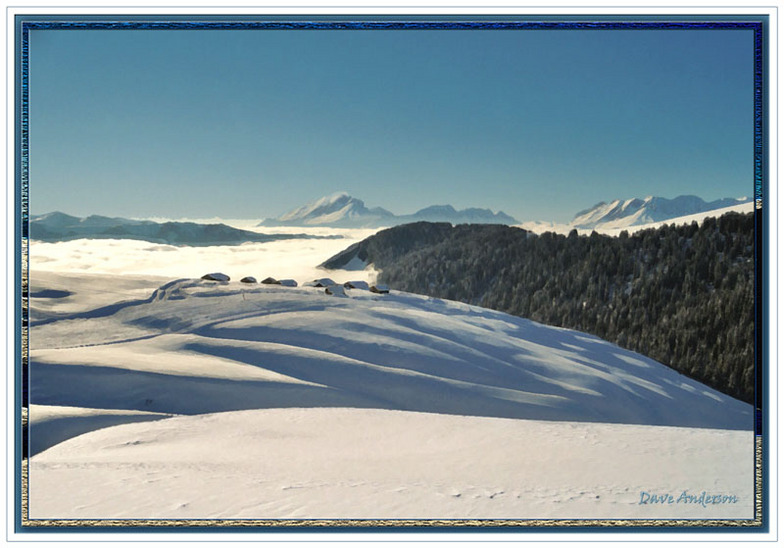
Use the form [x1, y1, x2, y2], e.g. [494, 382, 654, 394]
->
[261, 193, 518, 227]
[33, 278, 751, 432]
[596, 202, 755, 235]
[345, 280, 370, 290]
[340, 254, 370, 271]
[29, 408, 752, 520]
[569, 195, 752, 231]
[27, 266, 754, 520]
[269, 192, 395, 228]
[518, 201, 754, 237]
[28, 271, 171, 319]
[28, 404, 172, 458]
[277, 191, 353, 223]
[303, 277, 337, 287]
[324, 284, 348, 296]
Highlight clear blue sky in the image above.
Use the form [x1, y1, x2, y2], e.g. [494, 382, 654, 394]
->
[28, 25, 754, 223]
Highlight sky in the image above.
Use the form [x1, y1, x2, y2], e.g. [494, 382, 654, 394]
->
[28, 22, 755, 223]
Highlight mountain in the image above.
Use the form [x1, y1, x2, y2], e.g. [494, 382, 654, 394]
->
[27, 275, 753, 519]
[259, 192, 519, 228]
[30, 212, 340, 246]
[571, 195, 752, 230]
[401, 204, 519, 225]
[259, 192, 395, 228]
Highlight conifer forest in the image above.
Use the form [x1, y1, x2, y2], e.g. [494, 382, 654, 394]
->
[324, 212, 756, 403]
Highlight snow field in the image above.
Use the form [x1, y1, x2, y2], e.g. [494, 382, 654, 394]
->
[26, 267, 755, 520]
[29, 408, 753, 520]
[30, 279, 752, 431]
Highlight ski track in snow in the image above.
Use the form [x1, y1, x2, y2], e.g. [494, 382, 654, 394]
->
[27, 273, 755, 520]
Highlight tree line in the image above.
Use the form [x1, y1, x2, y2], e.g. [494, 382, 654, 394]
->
[325, 213, 755, 403]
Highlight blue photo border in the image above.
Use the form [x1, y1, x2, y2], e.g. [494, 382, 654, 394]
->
[12, 14, 770, 534]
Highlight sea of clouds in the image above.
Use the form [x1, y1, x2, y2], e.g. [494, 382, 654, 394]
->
[29, 225, 380, 285]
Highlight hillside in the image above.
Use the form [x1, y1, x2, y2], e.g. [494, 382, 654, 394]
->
[29, 278, 751, 430]
[27, 276, 753, 519]
[322, 212, 756, 403]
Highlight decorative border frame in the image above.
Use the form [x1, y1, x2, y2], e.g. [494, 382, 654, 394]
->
[12, 13, 770, 534]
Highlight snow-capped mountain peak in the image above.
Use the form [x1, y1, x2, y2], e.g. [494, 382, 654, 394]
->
[264, 193, 393, 228]
[571, 195, 752, 230]
[261, 193, 520, 228]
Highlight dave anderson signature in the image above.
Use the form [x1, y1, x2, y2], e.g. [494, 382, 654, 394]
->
[639, 490, 738, 508]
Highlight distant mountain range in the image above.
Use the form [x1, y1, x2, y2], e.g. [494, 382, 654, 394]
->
[29, 212, 340, 246]
[260, 192, 752, 230]
[570, 195, 752, 230]
[30, 194, 753, 244]
[258, 192, 520, 228]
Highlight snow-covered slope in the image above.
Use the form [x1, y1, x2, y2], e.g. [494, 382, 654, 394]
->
[260, 192, 519, 228]
[30, 407, 752, 520]
[570, 195, 751, 230]
[27, 276, 754, 520]
[29, 278, 751, 431]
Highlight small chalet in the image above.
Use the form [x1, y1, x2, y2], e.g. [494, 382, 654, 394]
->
[201, 272, 230, 282]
